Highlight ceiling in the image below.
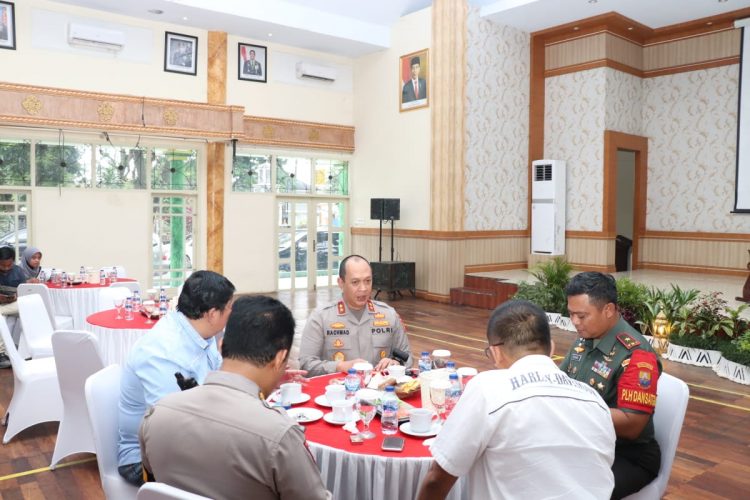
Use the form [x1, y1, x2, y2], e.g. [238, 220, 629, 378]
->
[53, 0, 750, 57]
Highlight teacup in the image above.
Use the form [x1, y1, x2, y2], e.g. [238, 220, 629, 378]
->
[280, 382, 302, 406]
[325, 384, 346, 403]
[432, 349, 452, 369]
[457, 367, 478, 386]
[331, 399, 355, 422]
[352, 361, 374, 385]
[409, 408, 438, 433]
[386, 365, 406, 379]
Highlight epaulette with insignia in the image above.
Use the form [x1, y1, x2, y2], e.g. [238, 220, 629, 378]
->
[367, 300, 376, 312]
[616, 333, 641, 350]
[337, 301, 346, 315]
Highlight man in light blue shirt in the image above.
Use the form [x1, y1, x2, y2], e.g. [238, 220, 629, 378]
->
[117, 270, 235, 486]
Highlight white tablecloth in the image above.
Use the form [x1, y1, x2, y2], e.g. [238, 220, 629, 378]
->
[49, 287, 102, 329]
[309, 441, 468, 500]
[86, 323, 147, 366]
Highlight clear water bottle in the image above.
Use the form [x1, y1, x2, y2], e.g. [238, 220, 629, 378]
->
[110, 267, 117, 283]
[159, 287, 167, 303]
[344, 368, 360, 400]
[99, 269, 106, 286]
[133, 290, 141, 312]
[158, 298, 168, 318]
[39, 270, 46, 282]
[124, 296, 133, 320]
[445, 373, 462, 417]
[446, 361, 456, 374]
[380, 386, 399, 435]
[50, 268, 57, 284]
[60, 271, 68, 288]
[79, 265, 86, 281]
[418, 351, 432, 373]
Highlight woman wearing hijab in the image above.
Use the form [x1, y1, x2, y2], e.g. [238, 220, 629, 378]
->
[20, 246, 43, 282]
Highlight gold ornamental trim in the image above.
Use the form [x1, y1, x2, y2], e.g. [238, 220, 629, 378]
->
[163, 109, 178, 127]
[308, 129, 320, 141]
[262, 125, 275, 139]
[244, 115, 355, 132]
[98, 102, 115, 122]
[241, 138, 354, 152]
[22, 96, 43, 116]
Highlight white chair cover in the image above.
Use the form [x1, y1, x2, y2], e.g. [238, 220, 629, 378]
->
[137, 482, 212, 500]
[17, 294, 55, 358]
[17, 282, 74, 330]
[623, 372, 690, 500]
[85, 365, 139, 500]
[0, 313, 62, 444]
[110, 281, 142, 294]
[50, 330, 105, 468]
[98, 287, 132, 312]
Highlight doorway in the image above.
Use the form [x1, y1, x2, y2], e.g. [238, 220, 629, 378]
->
[277, 198, 347, 291]
[615, 150, 636, 271]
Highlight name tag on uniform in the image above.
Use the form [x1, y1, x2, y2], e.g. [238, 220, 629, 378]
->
[571, 353, 582, 362]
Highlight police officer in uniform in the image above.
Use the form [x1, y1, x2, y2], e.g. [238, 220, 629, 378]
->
[560, 272, 661, 500]
[299, 255, 413, 376]
[140, 295, 331, 499]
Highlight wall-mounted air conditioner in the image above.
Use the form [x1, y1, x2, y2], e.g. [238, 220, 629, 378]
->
[295, 62, 337, 82]
[68, 23, 125, 51]
[530, 159, 566, 255]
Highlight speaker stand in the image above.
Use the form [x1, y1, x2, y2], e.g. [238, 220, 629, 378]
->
[389, 218, 395, 261]
[378, 218, 383, 262]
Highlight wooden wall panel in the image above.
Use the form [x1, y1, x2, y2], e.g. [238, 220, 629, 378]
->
[639, 237, 749, 273]
[463, 237, 528, 266]
[644, 29, 740, 72]
[545, 33, 606, 71]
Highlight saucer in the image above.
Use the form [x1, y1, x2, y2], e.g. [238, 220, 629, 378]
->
[269, 393, 311, 405]
[323, 412, 360, 425]
[314, 395, 334, 407]
[399, 421, 441, 437]
[287, 407, 323, 424]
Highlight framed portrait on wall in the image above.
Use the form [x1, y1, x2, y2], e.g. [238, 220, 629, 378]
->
[0, 1, 16, 51]
[238, 43, 267, 83]
[399, 48, 429, 112]
[164, 31, 198, 75]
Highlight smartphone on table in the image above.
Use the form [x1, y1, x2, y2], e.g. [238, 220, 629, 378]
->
[381, 436, 405, 452]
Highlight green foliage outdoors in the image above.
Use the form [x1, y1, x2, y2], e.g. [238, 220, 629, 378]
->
[512, 257, 572, 315]
[615, 278, 649, 331]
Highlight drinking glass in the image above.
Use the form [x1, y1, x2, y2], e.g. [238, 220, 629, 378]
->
[356, 398, 377, 440]
[429, 380, 451, 427]
[113, 298, 124, 320]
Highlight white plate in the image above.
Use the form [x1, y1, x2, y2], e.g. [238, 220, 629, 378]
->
[314, 395, 334, 407]
[399, 421, 441, 437]
[268, 393, 311, 406]
[287, 407, 323, 424]
[323, 412, 360, 425]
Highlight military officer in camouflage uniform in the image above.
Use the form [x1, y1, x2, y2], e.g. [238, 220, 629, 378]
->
[300, 255, 413, 376]
[560, 272, 661, 500]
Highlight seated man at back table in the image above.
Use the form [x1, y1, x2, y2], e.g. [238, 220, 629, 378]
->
[418, 300, 616, 500]
[139, 295, 331, 500]
[299, 254, 413, 376]
[117, 270, 235, 486]
[0, 246, 28, 369]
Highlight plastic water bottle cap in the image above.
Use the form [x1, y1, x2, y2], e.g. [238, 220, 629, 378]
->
[421, 351, 429, 356]
[449, 373, 459, 380]
[385, 386, 395, 392]
[348, 368, 356, 374]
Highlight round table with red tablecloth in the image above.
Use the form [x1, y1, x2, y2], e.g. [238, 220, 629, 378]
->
[293, 373, 468, 500]
[47, 278, 138, 329]
[86, 308, 158, 365]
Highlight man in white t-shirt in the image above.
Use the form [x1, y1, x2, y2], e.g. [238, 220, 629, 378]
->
[417, 300, 616, 500]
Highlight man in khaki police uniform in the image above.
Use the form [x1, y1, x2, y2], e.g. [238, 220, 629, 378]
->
[139, 295, 331, 500]
[560, 272, 661, 500]
[299, 255, 413, 376]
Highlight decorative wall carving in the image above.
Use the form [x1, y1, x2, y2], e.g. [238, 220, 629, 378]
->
[22, 95, 42, 115]
[244, 117, 354, 152]
[97, 102, 114, 122]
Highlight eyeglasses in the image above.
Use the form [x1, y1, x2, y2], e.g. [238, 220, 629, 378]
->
[484, 342, 504, 359]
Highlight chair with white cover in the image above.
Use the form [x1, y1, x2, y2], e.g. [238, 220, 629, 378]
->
[98, 287, 132, 312]
[50, 330, 105, 469]
[17, 293, 55, 358]
[85, 365, 139, 499]
[110, 281, 141, 294]
[623, 372, 690, 500]
[137, 482, 212, 500]
[0, 313, 62, 444]
[17, 282, 74, 330]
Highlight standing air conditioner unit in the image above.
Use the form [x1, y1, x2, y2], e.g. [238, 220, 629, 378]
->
[68, 23, 125, 51]
[531, 159, 566, 255]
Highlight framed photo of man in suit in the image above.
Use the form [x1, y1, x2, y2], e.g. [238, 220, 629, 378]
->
[239, 43, 267, 83]
[0, 1, 16, 51]
[399, 49, 429, 112]
[164, 32, 198, 76]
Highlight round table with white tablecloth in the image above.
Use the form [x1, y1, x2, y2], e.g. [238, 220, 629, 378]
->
[85, 308, 158, 365]
[46, 278, 137, 329]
